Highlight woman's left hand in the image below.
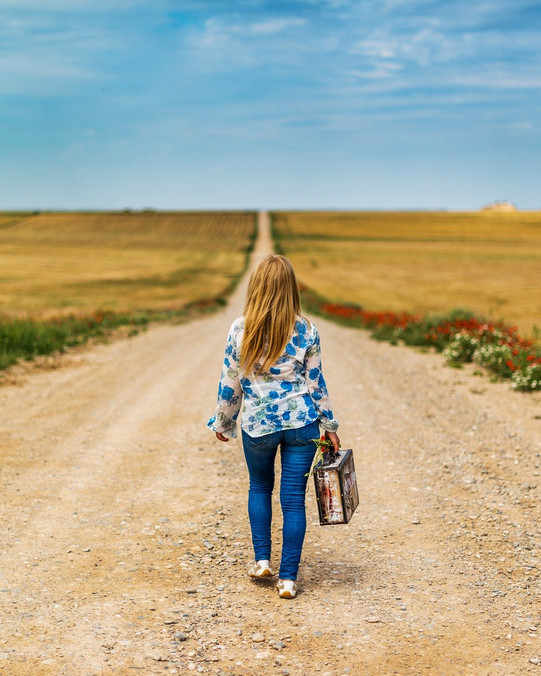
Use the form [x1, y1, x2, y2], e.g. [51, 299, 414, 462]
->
[325, 430, 340, 454]
[215, 432, 229, 442]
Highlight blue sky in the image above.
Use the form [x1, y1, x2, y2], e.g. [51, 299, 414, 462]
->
[1, 0, 540, 210]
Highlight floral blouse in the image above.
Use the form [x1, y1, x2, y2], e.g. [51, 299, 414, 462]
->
[207, 316, 339, 438]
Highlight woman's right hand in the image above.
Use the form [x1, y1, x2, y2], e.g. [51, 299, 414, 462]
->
[325, 430, 340, 454]
[215, 432, 229, 442]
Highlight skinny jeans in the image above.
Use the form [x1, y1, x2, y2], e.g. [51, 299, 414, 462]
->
[241, 420, 318, 580]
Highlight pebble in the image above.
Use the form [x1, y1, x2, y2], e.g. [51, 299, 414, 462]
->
[252, 632, 265, 642]
[6, 296, 541, 676]
[272, 641, 286, 650]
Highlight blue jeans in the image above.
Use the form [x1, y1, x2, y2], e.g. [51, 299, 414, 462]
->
[241, 420, 319, 580]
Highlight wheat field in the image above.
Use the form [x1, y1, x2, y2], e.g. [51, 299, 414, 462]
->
[272, 211, 541, 339]
[0, 211, 256, 318]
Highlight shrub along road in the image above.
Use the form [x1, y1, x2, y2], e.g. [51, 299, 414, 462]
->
[0, 214, 540, 675]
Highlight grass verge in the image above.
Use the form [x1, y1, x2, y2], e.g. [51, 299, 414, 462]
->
[301, 284, 541, 392]
[0, 211, 258, 373]
[0, 298, 228, 372]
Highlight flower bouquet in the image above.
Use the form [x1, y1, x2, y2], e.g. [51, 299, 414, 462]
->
[311, 434, 338, 468]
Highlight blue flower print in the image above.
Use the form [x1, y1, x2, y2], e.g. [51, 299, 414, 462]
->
[207, 315, 338, 439]
[222, 385, 235, 401]
[292, 327, 307, 349]
[241, 376, 255, 395]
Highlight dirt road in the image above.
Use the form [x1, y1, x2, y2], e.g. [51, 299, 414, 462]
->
[0, 213, 540, 675]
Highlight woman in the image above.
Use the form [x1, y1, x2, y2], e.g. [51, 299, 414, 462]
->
[207, 254, 340, 599]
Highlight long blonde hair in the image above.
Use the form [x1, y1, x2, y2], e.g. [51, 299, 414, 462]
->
[240, 254, 301, 374]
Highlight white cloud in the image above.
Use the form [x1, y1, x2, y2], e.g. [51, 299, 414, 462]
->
[185, 14, 309, 70]
[0, 51, 97, 80]
[291, 0, 350, 6]
[349, 26, 461, 68]
[0, 0, 84, 7]
[350, 37, 396, 60]
[0, 7, 130, 95]
[250, 18, 306, 35]
[198, 15, 306, 38]
[348, 61, 403, 79]
[455, 74, 541, 89]
[0, 0, 156, 9]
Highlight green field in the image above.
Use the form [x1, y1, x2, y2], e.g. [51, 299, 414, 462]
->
[0, 211, 256, 319]
[272, 211, 541, 339]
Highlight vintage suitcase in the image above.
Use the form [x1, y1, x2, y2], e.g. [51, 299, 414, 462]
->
[313, 448, 359, 525]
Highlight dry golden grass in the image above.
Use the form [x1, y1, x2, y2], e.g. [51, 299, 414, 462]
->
[273, 211, 541, 339]
[0, 212, 35, 229]
[0, 211, 255, 318]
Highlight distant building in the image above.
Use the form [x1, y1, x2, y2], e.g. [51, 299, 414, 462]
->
[481, 200, 518, 212]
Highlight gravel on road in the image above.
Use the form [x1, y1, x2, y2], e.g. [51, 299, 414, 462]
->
[0, 214, 539, 675]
